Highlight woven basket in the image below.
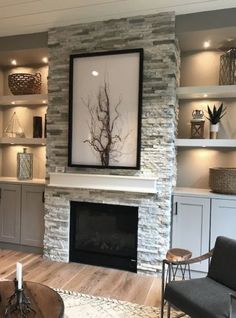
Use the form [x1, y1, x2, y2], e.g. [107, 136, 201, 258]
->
[209, 168, 236, 194]
[8, 73, 41, 95]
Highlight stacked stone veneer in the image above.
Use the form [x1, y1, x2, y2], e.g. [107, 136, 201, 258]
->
[44, 12, 180, 275]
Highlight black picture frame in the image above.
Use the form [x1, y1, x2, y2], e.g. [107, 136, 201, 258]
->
[68, 48, 143, 169]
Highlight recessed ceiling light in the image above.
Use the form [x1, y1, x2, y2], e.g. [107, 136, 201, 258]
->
[11, 59, 17, 65]
[42, 57, 48, 63]
[203, 41, 210, 49]
[92, 70, 99, 77]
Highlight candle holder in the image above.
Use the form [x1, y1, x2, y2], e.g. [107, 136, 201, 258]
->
[5, 279, 36, 317]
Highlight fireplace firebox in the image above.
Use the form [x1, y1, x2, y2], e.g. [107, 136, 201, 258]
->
[70, 201, 138, 272]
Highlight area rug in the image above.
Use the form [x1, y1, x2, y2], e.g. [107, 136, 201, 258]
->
[56, 289, 183, 318]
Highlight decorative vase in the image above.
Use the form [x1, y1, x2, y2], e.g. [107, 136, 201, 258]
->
[17, 148, 33, 180]
[33, 116, 42, 138]
[44, 114, 47, 138]
[210, 123, 219, 139]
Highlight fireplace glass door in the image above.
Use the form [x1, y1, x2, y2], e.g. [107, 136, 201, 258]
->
[70, 201, 138, 272]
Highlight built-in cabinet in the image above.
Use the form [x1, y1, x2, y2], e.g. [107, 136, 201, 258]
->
[172, 189, 236, 272]
[210, 199, 236, 248]
[0, 183, 21, 244]
[0, 182, 45, 249]
[172, 195, 210, 272]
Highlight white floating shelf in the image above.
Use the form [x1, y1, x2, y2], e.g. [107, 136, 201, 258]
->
[177, 85, 236, 99]
[49, 173, 157, 194]
[0, 177, 45, 185]
[0, 137, 46, 145]
[176, 139, 236, 148]
[0, 94, 48, 106]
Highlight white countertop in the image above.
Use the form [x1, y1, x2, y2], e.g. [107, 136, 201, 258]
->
[0, 177, 45, 185]
[174, 187, 236, 200]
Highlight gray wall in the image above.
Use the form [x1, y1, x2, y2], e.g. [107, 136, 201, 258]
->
[44, 12, 180, 274]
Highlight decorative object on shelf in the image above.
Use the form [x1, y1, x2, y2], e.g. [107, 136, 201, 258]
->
[17, 148, 33, 180]
[44, 113, 47, 138]
[68, 48, 143, 169]
[4, 112, 25, 138]
[8, 72, 41, 95]
[190, 109, 205, 138]
[206, 103, 227, 139]
[33, 116, 42, 138]
[209, 167, 236, 194]
[5, 263, 35, 317]
[219, 48, 236, 85]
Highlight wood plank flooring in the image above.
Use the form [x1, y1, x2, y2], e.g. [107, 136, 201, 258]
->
[0, 249, 161, 307]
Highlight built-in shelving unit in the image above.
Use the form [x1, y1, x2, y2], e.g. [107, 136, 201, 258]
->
[177, 47, 236, 189]
[177, 84, 236, 99]
[0, 94, 48, 106]
[0, 137, 46, 145]
[176, 139, 236, 148]
[0, 47, 48, 181]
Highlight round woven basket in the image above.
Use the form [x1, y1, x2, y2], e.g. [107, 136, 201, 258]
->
[209, 168, 236, 194]
[8, 73, 41, 95]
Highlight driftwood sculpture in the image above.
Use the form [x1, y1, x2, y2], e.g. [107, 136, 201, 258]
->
[83, 80, 128, 166]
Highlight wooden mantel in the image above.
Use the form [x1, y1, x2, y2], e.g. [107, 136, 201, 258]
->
[48, 173, 157, 194]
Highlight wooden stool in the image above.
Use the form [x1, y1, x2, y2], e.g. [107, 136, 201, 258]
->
[161, 248, 192, 318]
[166, 248, 192, 281]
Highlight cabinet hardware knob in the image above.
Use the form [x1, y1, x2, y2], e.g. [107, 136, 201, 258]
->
[175, 202, 178, 215]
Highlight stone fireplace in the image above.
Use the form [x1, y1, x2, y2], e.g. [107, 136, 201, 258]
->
[44, 11, 179, 275]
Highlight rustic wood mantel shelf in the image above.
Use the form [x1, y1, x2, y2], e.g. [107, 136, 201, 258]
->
[49, 173, 157, 194]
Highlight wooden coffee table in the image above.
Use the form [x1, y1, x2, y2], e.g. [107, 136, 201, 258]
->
[0, 281, 64, 317]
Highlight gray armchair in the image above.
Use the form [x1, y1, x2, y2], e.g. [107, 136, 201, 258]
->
[161, 236, 236, 318]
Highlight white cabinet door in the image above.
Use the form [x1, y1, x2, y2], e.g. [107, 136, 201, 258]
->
[211, 199, 236, 249]
[21, 185, 45, 247]
[172, 195, 210, 272]
[0, 183, 21, 244]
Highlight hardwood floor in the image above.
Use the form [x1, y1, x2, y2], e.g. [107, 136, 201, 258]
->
[0, 249, 161, 307]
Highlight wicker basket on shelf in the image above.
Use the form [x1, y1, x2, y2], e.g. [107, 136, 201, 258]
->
[8, 73, 41, 95]
[209, 168, 236, 194]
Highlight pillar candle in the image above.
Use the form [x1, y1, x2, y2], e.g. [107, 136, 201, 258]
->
[16, 262, 22, 289]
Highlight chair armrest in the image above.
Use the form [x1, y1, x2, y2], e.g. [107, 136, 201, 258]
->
[230, 293, 236, 318]
[163, 249, 213, 266]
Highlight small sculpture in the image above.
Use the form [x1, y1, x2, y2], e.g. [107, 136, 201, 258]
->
[190, 109, 205, 139]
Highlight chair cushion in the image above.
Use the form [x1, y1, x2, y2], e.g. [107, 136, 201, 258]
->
[208, 236, 236, 291]
[165, 277, 234, 318]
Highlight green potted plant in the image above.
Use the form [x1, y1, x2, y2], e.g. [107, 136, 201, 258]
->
[206, 103, 227, 139]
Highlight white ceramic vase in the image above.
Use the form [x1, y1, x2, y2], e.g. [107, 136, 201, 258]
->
[210, 123, 219, 139]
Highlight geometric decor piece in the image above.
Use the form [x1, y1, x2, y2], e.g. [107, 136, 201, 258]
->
[219, 48, 236, 85]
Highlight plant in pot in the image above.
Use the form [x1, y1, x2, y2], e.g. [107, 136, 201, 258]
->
[206, 103, 227, 139]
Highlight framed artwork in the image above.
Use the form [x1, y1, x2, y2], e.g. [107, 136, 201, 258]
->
[68, 48, 143, 169]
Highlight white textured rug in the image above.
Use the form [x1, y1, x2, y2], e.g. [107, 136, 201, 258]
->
[57, 289, 160, 318]
[56, 289, 183, 318]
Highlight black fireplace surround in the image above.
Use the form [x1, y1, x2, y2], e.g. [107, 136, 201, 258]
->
[70, 201, 138, 272]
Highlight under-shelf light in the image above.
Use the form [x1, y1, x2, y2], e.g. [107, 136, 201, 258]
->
[42, 57, 48, 64]
[11, 59, 17, 65]
[203, 41, 210, 49]
[203, 94, 208, 98]
[11, 101, 16, 105]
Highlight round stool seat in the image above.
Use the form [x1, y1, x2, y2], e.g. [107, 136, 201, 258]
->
[166, 248, 192, 262]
